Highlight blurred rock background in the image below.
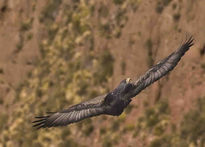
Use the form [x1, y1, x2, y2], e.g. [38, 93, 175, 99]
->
[0, 0, 205, 146]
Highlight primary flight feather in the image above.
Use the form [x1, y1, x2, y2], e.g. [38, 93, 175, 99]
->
[33, 36, 194, 129]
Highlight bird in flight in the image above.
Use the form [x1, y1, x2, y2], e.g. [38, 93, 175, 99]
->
[33, 36, 194, 129]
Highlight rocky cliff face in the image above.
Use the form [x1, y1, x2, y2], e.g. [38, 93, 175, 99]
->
[0, 0, 205, 146]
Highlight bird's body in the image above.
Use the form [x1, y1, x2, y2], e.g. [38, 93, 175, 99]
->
[103, 79, 134, 116]
[33, 37, 194, 129]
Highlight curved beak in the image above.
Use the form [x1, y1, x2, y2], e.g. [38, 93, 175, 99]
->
[126, 78, 131, 83]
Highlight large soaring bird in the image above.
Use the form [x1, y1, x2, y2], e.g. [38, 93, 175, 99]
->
[33, 37, 194, 129]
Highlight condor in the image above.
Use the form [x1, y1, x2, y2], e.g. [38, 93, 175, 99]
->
[33, 36, 194, 129]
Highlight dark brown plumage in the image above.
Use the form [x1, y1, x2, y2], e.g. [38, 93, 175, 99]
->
[33, 36, 194, 129]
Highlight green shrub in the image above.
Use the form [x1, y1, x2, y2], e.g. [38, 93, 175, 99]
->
[145, 38, 154, 66]
[173, 13, 181, 22]
[113, 0, 124, 5]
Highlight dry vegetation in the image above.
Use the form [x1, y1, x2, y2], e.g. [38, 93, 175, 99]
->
[0, 0, 205, 147]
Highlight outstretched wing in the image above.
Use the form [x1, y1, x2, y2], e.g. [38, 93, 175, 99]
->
[131, 36, 194, 96]
[32, 95, 107, 129]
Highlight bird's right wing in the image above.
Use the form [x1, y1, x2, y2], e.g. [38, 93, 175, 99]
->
[130, 36, 194, 96]
[32, 94, 107, 129]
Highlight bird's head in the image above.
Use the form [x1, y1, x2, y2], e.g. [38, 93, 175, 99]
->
[104, 78, 134, 105]
[119, 78, 132, 84]
[118, 78, 133, 94]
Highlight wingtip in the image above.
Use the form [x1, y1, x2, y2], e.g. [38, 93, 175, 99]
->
[32, 115, 48, 129]
[184, 35, 194, 47]
[178, 35, 194, 54]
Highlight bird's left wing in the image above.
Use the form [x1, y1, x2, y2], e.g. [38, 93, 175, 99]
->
[32, 94, 107, 129]
[130, 36, 194, 97]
